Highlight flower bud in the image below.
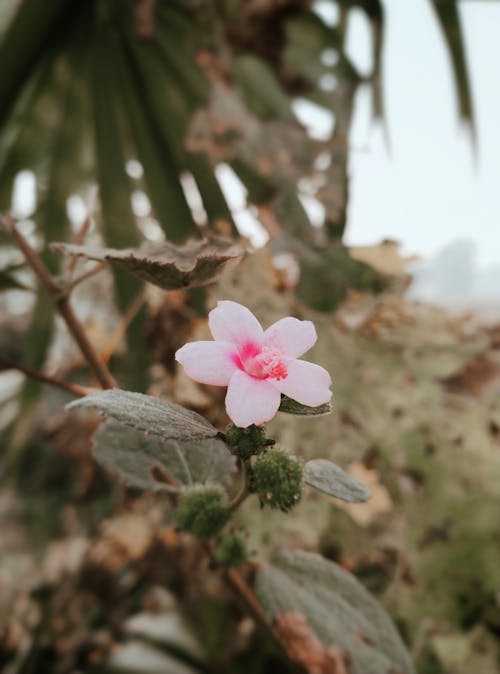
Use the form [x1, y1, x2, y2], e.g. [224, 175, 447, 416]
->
[175, 485, 231, 539]
[213, 533, 247, 568]
[224, 424, 274, 461]
[252, 448, 303, 512]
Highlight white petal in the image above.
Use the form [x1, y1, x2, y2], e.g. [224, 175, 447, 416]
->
[264, 316, 317, 358]
[209, 301, 264, 350]
[175, 341, 238, 386]
[225, 370, 281, 427]
[272, 359, 332, 407]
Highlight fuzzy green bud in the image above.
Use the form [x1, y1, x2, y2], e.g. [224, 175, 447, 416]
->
[252, 448, 303, 511]
[213, 533, 247, 568]
[175, 485, 231, 539]
[224, 424, 275, 461]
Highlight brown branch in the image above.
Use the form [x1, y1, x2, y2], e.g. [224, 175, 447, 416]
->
[101, 288, 145, 365]
[65, 261, 107, 292]
[1, 215, 117, 390]
[66, 214, 92, 278]
[0, 355, 93, 397]
[224, 567, 307, 674]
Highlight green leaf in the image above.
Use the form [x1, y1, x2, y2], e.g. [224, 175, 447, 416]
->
[0, 267, 29, 291]
[0, 51, 59, 210]
[284, 10, 339, 81]
[90, 19, 139, 251]
[296, 242, 389, 312]
[50, 237, 243, 290]
[114, 27, 200, 243]
[91, 16, 149, 391]
[255, 550, 416, 674]
[303, 459, 371, 502]
[430, 0, 475, 134]
[233, 55, 295, 122]
[0, 0, 71, 127]
[278, 395, 332, 417]
[92, 420, 234, 491]
[66, 389, 218, 442]
[38, 12, 92, 272]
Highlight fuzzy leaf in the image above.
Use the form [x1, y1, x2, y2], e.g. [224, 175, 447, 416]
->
[51, 238, 244, 290]
[278, 395, 332, 417]
[304, 459, 371, 503]
[92, 420, 234, 491]
[66, 389, 217, 441]
[255, 550, 416, 674]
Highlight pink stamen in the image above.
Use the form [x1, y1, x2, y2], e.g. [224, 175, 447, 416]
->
[238, 342, 288, 381]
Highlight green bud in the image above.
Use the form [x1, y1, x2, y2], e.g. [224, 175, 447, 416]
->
[252, 448, 303, 512]
[175, 485, 231, 539]
[224, 424, 274, 461]
[213, 533, 247, 568]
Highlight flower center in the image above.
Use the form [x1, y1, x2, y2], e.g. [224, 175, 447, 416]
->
[239, 342, 288, 381]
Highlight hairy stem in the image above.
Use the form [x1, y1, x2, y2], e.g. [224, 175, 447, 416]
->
[229, 460, 249, 509]
[1, 215, 117, 390]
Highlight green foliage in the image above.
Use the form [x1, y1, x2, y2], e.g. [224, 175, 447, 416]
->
[175, 485, 231, 540]
[92, 420, 235, 491]
[0, 2, 487, 671]
[0, 0, 479, 398]
[224, 424, 273, 461]
[255, 550, 416, 674]
[296, 242, 389, 312]
[278, 394, 332, 417]
[430, 0, 476, 132]
[213, 533, 247, 569]
[304, 458, 371, 502]
[67, 389, 218, 441]
[252, 448, 303, 512]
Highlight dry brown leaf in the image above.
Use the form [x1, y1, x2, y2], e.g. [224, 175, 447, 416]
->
[440, 354, 500, 396]
[101, 515, 155, 561]
[275, 611, 351, 674]
[334, 463, 392, 527]
[349, 240, 418, 276]
[51, 238, 244, 291]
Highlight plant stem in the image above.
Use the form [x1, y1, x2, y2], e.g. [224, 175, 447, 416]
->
[65, 261, 107, 292]
[230, 460, 249, 509]
[224, 567, 306, 673]
[65, 214, 92, 278]
[0, 355, 93, 397]
[1, 215, 117, 390]
[100, 288, 145, 365]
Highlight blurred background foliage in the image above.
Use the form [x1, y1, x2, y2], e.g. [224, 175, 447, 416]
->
[1, 1, 498, 673]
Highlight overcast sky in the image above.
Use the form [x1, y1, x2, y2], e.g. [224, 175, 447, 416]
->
[342, 0, 500, 270]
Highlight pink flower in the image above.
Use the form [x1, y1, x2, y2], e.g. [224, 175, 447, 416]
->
[175, 301, 332, 428]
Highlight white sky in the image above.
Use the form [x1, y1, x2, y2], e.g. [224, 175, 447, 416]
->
[343, 0, 500, 269]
